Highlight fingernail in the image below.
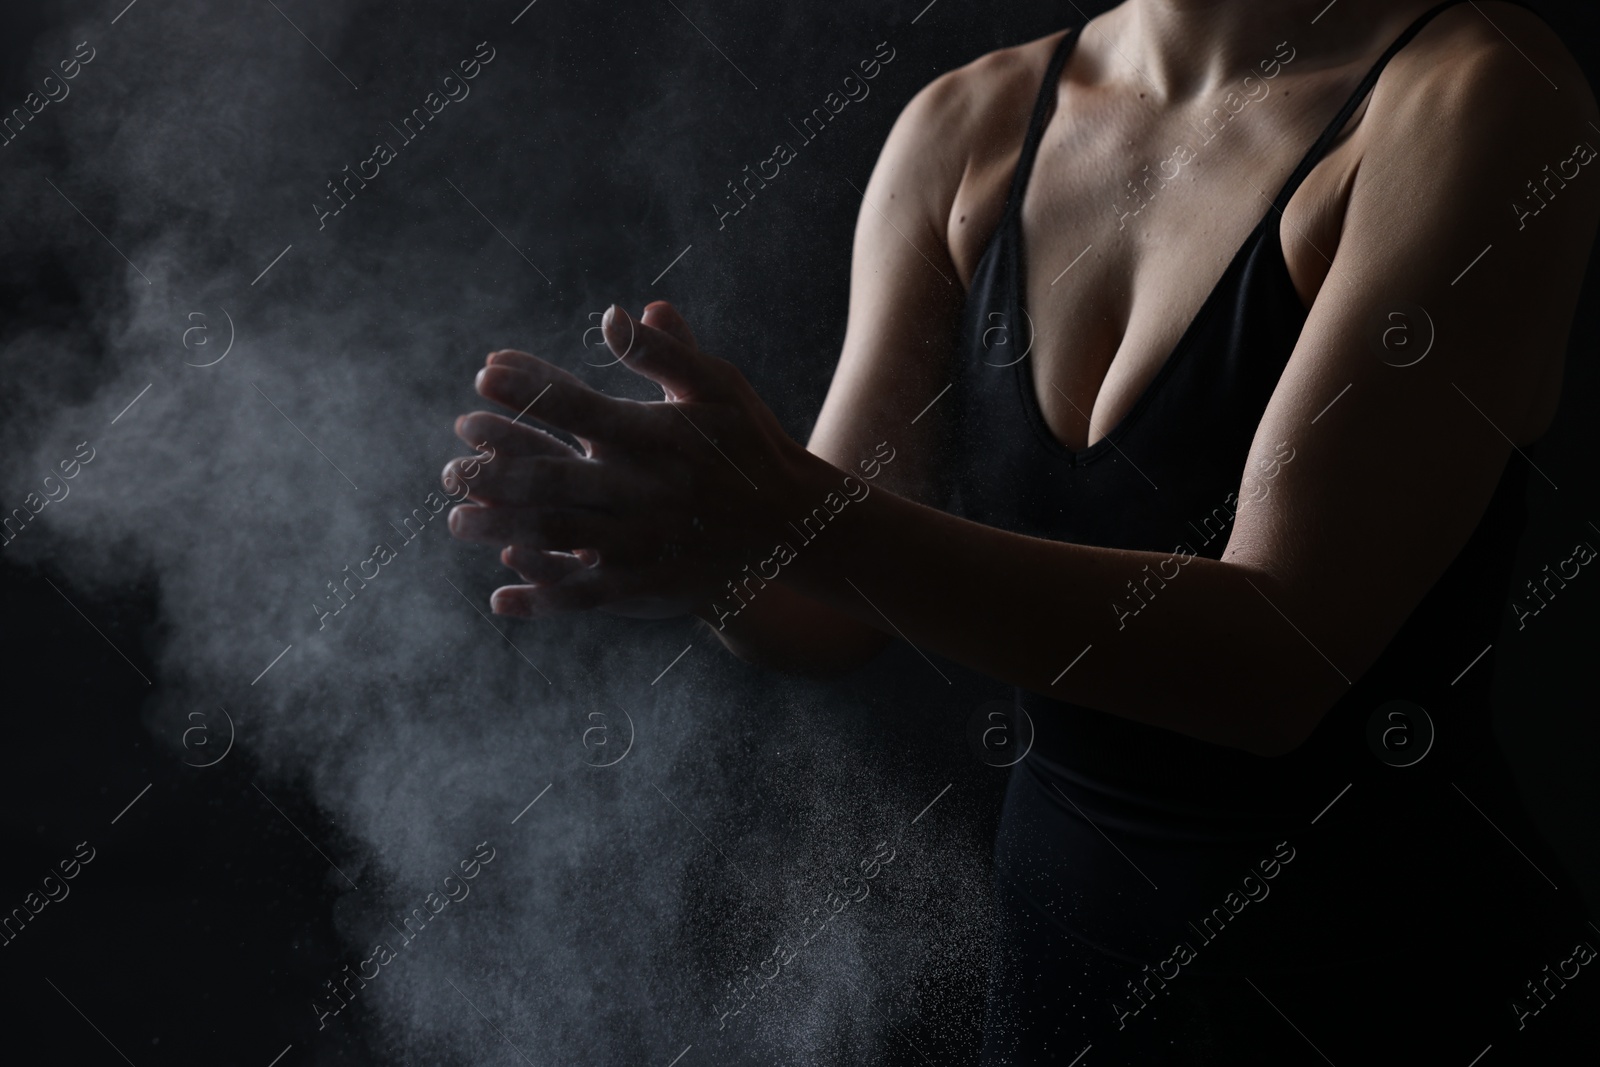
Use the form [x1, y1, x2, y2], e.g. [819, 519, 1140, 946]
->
[602, 304, 617, 328]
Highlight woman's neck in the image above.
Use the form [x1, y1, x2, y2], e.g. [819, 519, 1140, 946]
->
[1103, 0, 1433, 100]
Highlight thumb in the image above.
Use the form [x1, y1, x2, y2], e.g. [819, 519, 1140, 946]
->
[641, 300, 697, 349]
[603, 302, 727, 401]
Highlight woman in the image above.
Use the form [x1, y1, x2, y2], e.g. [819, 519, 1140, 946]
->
[445, 0, 1598, 1061]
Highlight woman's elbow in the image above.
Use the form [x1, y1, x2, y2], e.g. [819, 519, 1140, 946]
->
[1237, 680, 1348, 758]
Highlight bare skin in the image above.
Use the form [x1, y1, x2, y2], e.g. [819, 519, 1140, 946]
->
[445, 0, 1599, 757]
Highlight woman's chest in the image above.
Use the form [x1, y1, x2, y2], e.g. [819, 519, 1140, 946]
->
[946, 84, 1366, 452]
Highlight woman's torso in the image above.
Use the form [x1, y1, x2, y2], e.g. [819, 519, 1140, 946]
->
[945, 0, 1583, 968]
[943, 1, 1562, 453]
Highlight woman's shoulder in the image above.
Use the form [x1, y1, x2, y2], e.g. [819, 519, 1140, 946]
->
[1373, 2, 1595, 136]
[912, 30, 1066, 113]
[1284, 1, 1598, 451]
[887, 30, 1070, 174]
[869, 29, 1073, 262]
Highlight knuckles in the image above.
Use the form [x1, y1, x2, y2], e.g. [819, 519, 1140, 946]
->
[715, 357, 751, 392]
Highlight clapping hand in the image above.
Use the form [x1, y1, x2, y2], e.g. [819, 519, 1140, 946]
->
[444, 302, 810, 619]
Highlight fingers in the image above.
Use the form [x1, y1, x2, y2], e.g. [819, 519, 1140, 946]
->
[491, 585, 548, 616]
[491, 572, 612, 616]
[477, 351, 648, 444]
[500, 546, 590, 586]
[455, 411, 578, 458]
[441, 454, 630, 510]
[448, 504, 618, 549]
[603, 303, 734, 402]
[641, 300, 698, 349]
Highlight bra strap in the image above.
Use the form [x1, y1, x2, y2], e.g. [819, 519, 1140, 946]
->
[1270, 0, 1504, 211]
[1000, 26, 1084, 224]
[1002, 2, 1531, 222]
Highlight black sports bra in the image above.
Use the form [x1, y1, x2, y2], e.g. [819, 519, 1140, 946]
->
[949, 0, 1535, 837]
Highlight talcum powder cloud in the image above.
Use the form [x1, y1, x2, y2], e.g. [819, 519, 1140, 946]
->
[0, 1, 1000, 1063]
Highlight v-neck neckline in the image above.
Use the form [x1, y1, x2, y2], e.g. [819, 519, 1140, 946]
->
[996, 2, 1466, 464]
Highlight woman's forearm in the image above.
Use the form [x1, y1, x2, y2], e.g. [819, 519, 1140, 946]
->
[749, 453, 1345, 756]
[699, 580, 889, 675]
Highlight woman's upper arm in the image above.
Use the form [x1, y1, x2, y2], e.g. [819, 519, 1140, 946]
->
[1221, 17, 1600, 720]
[706, 70, 988, 671]
[806, 67, 977, 505]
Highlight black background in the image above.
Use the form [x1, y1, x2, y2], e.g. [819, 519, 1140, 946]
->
[2, 1, 1597, 1064]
